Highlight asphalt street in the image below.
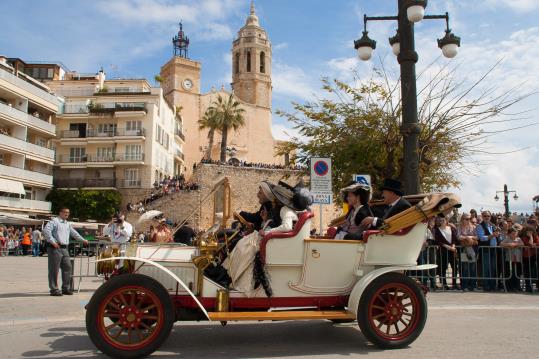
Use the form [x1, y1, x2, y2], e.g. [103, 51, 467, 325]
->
[1, 256, 538, 358]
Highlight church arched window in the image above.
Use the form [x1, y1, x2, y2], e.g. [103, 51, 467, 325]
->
[234, 53, 240, 74]
[260, 51, 265, 73]
[246, 51, 251, 72]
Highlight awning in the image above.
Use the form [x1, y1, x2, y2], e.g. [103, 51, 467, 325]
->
[0, 178, 25, 195]
[0, 213, 44, 225]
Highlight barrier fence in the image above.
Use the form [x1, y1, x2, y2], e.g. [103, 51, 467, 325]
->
[408, 245, 539, 292]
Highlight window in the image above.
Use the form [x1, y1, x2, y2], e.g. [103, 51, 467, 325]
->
[125, 145, 142, 161]
[0, 154, 4, 165]
[246, 51, 251, 72]
[234, 53, 240, 74]
[69, 147, 86, 163]
[114, 87, 130, 93]
[97, 123, 116, 136]
[126, 121, 142, 135]
[47, 68, 54, 79]
[97, 147, 114, 161]
[124, 168, 140, 187]
[260, 51, 265, 73]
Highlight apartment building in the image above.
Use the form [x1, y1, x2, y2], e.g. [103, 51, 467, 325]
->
[45, 69, 185, 200]
[0, 56, 60, 216]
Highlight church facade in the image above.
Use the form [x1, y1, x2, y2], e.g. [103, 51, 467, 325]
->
[160, 3, 282, 174]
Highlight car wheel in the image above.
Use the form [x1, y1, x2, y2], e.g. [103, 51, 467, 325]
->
[86, 274, 174, 358]
[357, 272, 427, 349]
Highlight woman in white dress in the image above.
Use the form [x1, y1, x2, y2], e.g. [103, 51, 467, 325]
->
[223, 182, 309, 297]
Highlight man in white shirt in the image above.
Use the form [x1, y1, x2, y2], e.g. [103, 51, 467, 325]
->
[103, 212, 133, 267]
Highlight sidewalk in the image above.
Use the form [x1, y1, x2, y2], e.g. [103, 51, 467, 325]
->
[0, 256, 102, 326]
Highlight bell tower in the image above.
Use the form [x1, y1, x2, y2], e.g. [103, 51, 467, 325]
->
[231, 1, 272, 109]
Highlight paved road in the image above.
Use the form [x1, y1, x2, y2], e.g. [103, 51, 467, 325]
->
[1, 256, 538, 358]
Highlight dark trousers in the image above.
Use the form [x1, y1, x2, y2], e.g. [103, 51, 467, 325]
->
[47, 247, 72, 293]
[480, 247, 497, 291]
[522, 256, 537, 292]
[438, 247, 458, 287]
[504, 261, 522, 291]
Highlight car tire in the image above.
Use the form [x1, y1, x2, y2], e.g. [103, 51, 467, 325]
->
[86, 273, 174, 358]
[357, 272, 427, 349]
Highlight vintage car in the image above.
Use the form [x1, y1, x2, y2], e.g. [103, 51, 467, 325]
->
[86, 178, 460, 358]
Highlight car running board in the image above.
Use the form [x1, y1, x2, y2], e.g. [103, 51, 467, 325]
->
[207, 310, 356, 321]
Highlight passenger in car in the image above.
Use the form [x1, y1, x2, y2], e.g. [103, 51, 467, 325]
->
[234, 181, 280, 231]
[335, 182, 373, 240]
[223, 181, 311, 297]
[361, 178, 411, 229]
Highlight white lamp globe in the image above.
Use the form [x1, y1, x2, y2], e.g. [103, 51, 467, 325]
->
[391, 42, 400, 56]
[407, 5, 425, 23]
[441, 43, 458, 58]
[357, 46, 373, 61]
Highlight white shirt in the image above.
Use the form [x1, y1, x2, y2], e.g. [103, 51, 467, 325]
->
[440, 226, 453, 244]
[104, 221, 133, 244]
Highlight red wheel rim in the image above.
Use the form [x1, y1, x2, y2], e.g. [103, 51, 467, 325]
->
[96, 285, 165, 351]
[367, 282, 420, 341]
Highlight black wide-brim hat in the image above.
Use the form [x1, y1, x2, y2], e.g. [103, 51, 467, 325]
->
[380, 178, 403, 196]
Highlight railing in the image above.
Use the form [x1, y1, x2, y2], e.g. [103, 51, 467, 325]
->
[174, 128, 185, 141]
[0, 68, 60, 106]
[0, 102, 56, 134]
[59, 128, 145, 138]
[0, 133, 54, 159]
[57, 153, 145, 163]
[54, 178, 116, 188]
[63, 104, 89, 114]
[0, 163, 53, 186]
[408, 245, 539, 293]
[94, 89, 151, 96]
[0, 196, 51, 211]
[175, 149, 185, 160]
[54, 88, 95, 97]
[88, 103, 146, 114]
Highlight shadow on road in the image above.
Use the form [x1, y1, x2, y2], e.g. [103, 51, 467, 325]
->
[21, 320, 386, 358]
[0, 292, 52, 299]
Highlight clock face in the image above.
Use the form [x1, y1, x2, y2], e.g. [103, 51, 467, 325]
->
[182, 79, 193, 90]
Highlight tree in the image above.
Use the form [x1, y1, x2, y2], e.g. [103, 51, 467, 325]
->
[207, 94, 246, 162]
[198, 107, 220, 160]
[46, 189, 122, 222]
[154, 75, 165, 87]
[276, 62, 531, 195]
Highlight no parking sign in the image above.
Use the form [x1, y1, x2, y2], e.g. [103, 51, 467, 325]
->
[310, 157, 332, 204]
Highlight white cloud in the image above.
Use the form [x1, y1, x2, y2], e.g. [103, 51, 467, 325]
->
[273, 42, 288, 50]
[272, 62, 319, 101]
[271, 124, 303, 142]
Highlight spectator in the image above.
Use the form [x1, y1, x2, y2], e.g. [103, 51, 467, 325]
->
[31, 226, 42, 257]
[434, 216, 459, 290]
[520, 225, 539, 293]
[500, 227, 524, 292]
[458, 213, 478, 291]
[476, 211, 501, 292]
[21, 228, 31, 255]
[0, 226, 6, 256]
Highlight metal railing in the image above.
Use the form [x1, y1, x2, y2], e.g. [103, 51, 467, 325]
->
[59, 128, 145, 138]
[54, 178, 116, 188]
[408, 245, 539, 293]
[56, 153, 144, 163]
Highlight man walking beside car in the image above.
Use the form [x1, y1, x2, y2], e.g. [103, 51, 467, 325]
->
[43, 207, 88, 296]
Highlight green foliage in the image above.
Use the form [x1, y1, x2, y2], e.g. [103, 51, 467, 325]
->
[46, 189, 122, 221]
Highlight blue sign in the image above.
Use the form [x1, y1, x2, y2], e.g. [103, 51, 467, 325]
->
[353, 174, 371, 187]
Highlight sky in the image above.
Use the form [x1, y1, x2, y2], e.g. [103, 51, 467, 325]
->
[1, 0, 538, 213]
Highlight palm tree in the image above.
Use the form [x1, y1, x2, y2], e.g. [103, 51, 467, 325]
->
[209, 94, 245, 162]
[198, 107, 220, 160]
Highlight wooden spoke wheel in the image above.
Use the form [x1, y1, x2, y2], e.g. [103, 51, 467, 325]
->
[86, 274, 174, 358]
[358, 272, 427, 349]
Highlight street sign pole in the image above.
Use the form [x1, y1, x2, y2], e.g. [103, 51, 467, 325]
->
[310, 157, 332, 235]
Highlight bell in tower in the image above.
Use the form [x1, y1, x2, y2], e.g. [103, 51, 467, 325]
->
[231, 1, 272, 109]
[173, 21, 190, 58]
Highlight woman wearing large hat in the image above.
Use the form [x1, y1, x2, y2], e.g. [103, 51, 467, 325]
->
[223, 181, 311, 297]
[334, 182, 373, 240]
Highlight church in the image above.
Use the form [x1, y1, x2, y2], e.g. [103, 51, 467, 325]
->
[160, 2, 282, 174]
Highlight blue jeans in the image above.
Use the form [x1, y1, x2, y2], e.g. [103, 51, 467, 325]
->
[480, 247, 497, 291]
[32, 242, 40, 256]
[461, 261, 477, 290]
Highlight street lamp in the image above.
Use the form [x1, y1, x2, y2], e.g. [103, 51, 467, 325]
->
[494, 184, 518, 217]
[354, 1, 461, 194]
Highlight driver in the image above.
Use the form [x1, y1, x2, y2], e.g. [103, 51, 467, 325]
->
[234, 181, 279, 231]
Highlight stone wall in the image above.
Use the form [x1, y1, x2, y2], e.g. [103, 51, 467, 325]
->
[131, 163, 341, 233]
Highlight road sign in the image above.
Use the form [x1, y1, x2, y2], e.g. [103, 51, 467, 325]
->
[353, 174, 371, 187]
[311, 158, 332, 204]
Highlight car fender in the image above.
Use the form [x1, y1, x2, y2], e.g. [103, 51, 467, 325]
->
[347, 264, 437, 316]
[94, 256, 210, 321]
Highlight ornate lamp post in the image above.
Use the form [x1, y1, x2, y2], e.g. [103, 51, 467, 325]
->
[354, 0, 461, 194]
[494, 184, 518, 218]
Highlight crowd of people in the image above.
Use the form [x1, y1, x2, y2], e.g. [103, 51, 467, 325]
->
[197, 158, 304, 171]
[415, 209, 539, 293]
[0, 225, 43, 256]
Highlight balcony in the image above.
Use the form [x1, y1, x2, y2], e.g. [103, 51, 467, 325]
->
[0, 163, 53, 187]
[0, 102, 56, 135]
[59, 128, 145, 139]
[0, 196, 51, 212]
[54, 178, 116, 188]
[119, 179, 142, 188]
[88, 103, 147, 115]
[56, 153, 144, 164]
[175, 149, 185, 161]
[174, 128, 185, 141]
[0, 68, 60, 108]
[94, 89, 151, 96]
[0, 133, 55, 161]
